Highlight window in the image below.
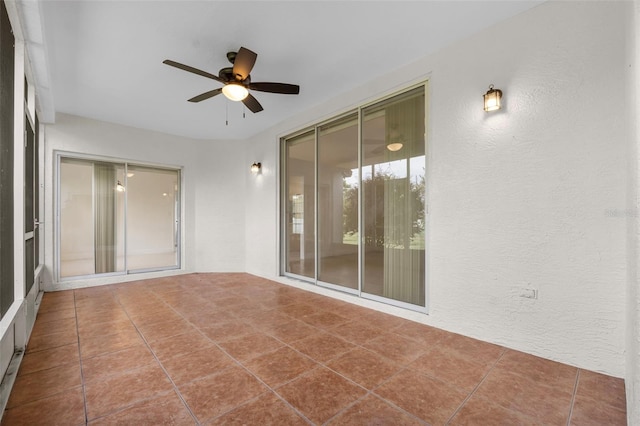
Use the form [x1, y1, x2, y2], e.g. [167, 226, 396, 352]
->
[281, 85, 427, 310]
[57, 156, 180, 280]
[0, 0, 14, 316]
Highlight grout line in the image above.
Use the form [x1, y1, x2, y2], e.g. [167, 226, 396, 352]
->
[113, 290, 202, 426]
[443, 346, 508, 425]
[72, 289, 89, 426]
[566, 369, 581, 426]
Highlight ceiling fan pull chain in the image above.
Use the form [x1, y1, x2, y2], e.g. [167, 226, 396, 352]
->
[226, 100, 229, 126]
[243, 104, 246, 119]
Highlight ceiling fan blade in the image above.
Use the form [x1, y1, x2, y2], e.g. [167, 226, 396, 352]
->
[163, 59, 224, 83]
[188, 88, 223, 103]
[242, 93, 263, 113]
[233, 47, 257, 81]
[249, 82, 300, 95]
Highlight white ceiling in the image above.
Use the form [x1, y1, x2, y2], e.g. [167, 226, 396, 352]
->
[26, 1, 544, 140]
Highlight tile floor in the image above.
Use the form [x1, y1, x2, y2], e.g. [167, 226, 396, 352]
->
[1, 273, 627, 425]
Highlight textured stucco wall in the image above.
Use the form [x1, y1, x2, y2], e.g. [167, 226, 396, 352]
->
[245, 1, 629, 376]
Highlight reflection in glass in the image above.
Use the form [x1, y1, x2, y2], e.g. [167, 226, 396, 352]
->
[60, 158, 126, 277]
[318, 113, 358, 289]
[59, 158, 179, 278]
[126, 166, 179, 271]
[362, 87, 426, 306]
[284, 131, 316, 278]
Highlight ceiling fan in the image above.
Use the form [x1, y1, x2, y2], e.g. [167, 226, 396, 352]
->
[163, 46, 300, 113]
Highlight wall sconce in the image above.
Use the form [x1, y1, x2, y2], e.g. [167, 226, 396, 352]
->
[250, 162, 262, 173]
[483, 84, 503, 112]
[116, 180, 125, 192]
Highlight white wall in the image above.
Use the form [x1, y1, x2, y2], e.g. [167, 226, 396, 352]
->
[43, 113, 247, 289]
[245, 1, 629, 377]
[627, 1, 640, 423]
[193, 139, 247, 272]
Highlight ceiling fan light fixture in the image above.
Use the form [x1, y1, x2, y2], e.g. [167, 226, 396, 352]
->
[222, 83, 249, 101]
[386, 142, 403, 152]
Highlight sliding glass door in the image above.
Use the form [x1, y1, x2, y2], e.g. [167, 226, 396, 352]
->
[317, 113, 359, 291]
[283, 131, 315, 279]
[281, 85, 426, 310]
[58, 156, 180, 280]
[362, 87, 426, 306]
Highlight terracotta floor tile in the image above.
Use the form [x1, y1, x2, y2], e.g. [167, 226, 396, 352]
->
[137, 318, 196, 342]
[8, 273, 629, 425]
[243, 310, 292, 330]
[496, 349, 578, 391]
[290, 332, 356, 363]
[374, 369, 468, 424]
[300, 311, 350, 329]
[439, 333, 505, 366]
[26, 327, 78, 353]
[126, 307, 183, 327]
[217, 332, 284, 362]
[569, 394, 627, 426]
[18, 343, 79, 376]
[147, 329, 212, 359]
[82, 344, 157, 383]
[208, 392, 307, 425]
[182, 309, 236, 329]
[77, 318, 137, 339]
[7, 363, 82, 408]
[244, 346, 318, 388]
[160, 346, 235, 386]
[79, 326, 144, 358]
[198, 320, 256, 343]
[262, 319, 318, 344]
[84, 363, 174, 420]
[474, 367, 573, 424]
[363, 332, 427, 365]
[393, 320, 450, 347]
[35, 308, 76, 324]
[279, 302, 320, 319]
[449, 394, 542, 426]
[179, 365, 268, 423]
[329, 320, 385, 345]
[409, 346, 492, 392]
[575, 369, 626, 411]
[1, 385, 85, 426]
[277, 367, 366, 424]
[29, 316, 77, 338]
[327, 394, 423, 425]
[327, 348, 401, 389]
[76, 306, 129, 323]
[360, 310, 409, 330]
[89, 391, 195, 426]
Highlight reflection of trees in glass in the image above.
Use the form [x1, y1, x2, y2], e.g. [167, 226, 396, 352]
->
[342, 168, 424, 248]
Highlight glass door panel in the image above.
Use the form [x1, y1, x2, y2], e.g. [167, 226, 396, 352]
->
[317, 113, 359, 289]
[125, 166, 179, 271]
[361, 87, 426, 306]
[60, 158, 126, 277]
[284, 131, 316, 279]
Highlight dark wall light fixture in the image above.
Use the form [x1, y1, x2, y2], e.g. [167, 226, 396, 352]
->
[116, 180, 125, 192]
[483, 84, 503, 112]
[250, 162, 262, 173]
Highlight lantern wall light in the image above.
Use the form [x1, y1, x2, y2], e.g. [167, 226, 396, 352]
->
[483, 84, 503, 112]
